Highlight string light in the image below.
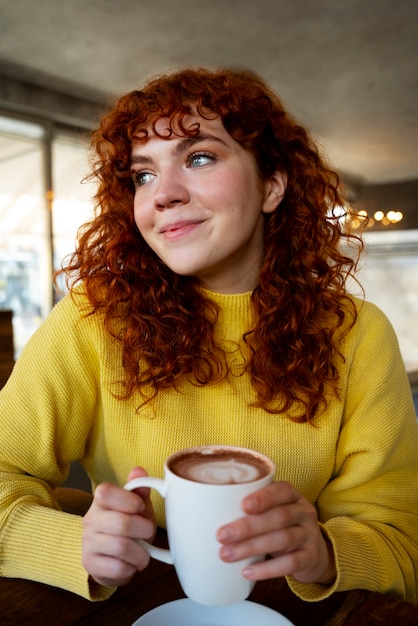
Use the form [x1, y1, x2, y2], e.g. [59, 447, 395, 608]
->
[349, 209, 404, 230]
[328, 206, 404, 230]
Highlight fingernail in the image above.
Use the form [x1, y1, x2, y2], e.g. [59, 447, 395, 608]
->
[243, 496, 257, 513]
[242, 566, 255, 579]
[217, 527, 232, 542]
[220, 545, 235, 560]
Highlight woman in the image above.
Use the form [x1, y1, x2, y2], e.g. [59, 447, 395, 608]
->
[1, 68, 417, 603]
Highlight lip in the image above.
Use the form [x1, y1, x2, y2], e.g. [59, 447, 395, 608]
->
[160, 219, 204, 239]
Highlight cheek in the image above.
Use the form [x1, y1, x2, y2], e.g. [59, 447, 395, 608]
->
[133, 209, 142, 234]
[229, 166, 261, 199]
[207, 171, 250, 209]
[133, 201, 150, 234]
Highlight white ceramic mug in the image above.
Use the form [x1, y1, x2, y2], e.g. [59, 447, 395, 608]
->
[124, 445, 275, 606]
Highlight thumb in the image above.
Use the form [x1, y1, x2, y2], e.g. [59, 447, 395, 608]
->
[126, 466, 151, 501]
[127, 466, 148, 482]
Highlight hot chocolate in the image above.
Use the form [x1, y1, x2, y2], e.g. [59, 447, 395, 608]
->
[168, 446, 271, 485]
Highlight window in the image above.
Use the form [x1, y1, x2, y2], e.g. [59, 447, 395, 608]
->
[0, 116, 48, 354]
[356, 230, 418, 373]
[0, 114, 94, 356]
[52, 131, 95, 291]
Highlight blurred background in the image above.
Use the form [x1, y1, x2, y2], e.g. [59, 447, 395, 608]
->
[0, 0, 417, 404]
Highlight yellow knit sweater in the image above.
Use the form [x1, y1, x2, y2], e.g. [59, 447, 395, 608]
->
[0, 289, 417, 603]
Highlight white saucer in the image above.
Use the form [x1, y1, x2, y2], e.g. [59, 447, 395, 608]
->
[132, 598, 294, 625]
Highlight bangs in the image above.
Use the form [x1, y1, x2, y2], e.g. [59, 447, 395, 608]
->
[129, 105, 220, 144]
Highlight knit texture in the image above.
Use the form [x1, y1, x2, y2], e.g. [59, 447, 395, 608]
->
[0, 288, 417, 602]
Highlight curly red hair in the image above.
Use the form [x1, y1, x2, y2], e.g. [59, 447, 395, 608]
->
[60, 67, 362, 422]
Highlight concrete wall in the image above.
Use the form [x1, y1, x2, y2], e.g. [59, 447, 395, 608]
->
[0, 71, 103, 129]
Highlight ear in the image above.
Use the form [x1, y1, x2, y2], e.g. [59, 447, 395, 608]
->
[261, 170, 287, 214]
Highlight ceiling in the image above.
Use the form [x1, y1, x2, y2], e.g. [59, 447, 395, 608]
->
[0, 0, 417, 185]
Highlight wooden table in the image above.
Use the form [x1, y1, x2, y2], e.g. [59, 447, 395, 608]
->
[2, 526, 418, 626]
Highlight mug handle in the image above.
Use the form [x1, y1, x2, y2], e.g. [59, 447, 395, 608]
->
[124, 477, 174, 565]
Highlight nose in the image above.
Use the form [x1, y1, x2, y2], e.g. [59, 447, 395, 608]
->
[154, 170, 190, 209]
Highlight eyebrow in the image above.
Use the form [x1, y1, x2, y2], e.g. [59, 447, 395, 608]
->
[130, 133, 227, 166]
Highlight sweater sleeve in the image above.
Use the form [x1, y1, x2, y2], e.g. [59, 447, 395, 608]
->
[288, 302, 418, 603]
[0, 293, 113, 600]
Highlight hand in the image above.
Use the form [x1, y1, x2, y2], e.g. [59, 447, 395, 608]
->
[82, 467, 156, 588]
[216, 481, 336, 586]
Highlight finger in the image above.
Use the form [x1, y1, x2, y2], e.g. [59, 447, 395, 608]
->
[87, 554, 138, 588]
[82, 519, 153, 586]
[242, 551, 303, 581]
[127, 466, 151, 496]
[127, 467, 148, 482]
[219, 524, 304, 563]
[82, 517, 155, 588]
[84, 537, 151, 588]
[84, 507, 155, 539]
[87, 531, 152, 569]
[217, 500, 309, 545]
[241, 537, 334, 584]
[242, 481, 298, 515]
[93, 482, 146, 515]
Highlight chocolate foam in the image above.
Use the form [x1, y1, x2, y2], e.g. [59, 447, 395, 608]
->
[170, 449, 269, 484]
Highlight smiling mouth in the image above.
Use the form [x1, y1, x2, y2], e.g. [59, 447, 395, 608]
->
[160, 220, 203, 238]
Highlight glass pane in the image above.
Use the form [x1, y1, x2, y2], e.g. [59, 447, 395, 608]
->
[358, 230, 418, 373]
[0, 116, 50, 356]
[52, 132, 95, 295]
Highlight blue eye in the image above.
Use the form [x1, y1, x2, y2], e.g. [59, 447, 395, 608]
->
[133, 171, 154, 187]
[188, 152, 215, 168]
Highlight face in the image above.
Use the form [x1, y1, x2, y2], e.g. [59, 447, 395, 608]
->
[131, 113, 286, 293]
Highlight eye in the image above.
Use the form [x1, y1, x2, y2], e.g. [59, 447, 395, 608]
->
[187, 152, 215, 168]
[132, 170, 155, 187]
